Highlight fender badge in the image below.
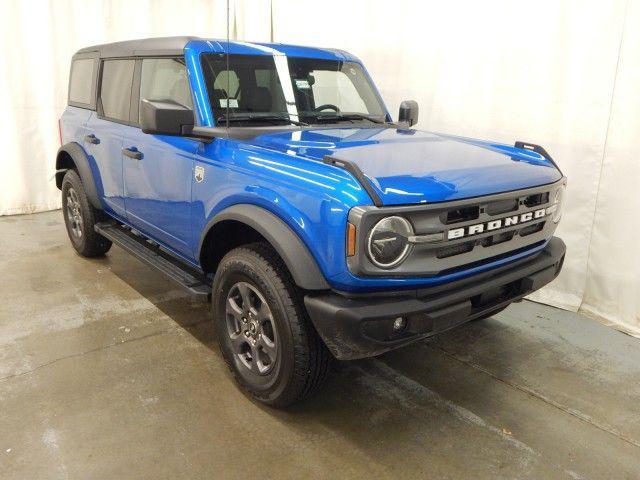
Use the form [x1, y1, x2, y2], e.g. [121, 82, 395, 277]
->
[194, 165, 205, 183]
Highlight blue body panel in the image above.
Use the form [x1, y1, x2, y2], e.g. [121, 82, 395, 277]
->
[122, 126, 199, 256]
[60, 39, 564, 293]
[247, 127, 561, 205]
[191, 137, 372, 288]
[59, 106, 91, 151]
[83, 113, 127, 217]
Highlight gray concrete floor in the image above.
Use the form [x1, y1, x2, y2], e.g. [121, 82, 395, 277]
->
[1, 210, 639, 480]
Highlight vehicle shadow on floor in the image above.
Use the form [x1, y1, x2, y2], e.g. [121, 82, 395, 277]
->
[103, 253, 640, 477]
[104, 256, 531, 425]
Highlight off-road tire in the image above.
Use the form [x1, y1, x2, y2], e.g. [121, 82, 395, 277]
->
[212, 242, 331, 407]
[61, 169, 112, 257]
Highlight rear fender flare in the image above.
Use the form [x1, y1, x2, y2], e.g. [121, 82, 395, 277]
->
[56, 142, 102, 210]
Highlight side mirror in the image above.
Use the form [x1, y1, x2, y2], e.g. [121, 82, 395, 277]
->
[398, 100, 419, 127]
[140, 99, 194, 136]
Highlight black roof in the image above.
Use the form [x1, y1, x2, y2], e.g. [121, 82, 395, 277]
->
[75, 36, 200, 58]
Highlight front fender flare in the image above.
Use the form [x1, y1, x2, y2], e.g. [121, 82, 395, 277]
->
[56, 142, 102, 210]
[199, 204, 330, 291]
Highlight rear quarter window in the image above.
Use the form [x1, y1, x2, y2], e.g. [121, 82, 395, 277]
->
[69, 58, 97, 107]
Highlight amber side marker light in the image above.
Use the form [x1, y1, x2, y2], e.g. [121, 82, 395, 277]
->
[346, 223, 357, 257]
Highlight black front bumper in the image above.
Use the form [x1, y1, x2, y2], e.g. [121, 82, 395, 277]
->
[305, 237, 566, 360]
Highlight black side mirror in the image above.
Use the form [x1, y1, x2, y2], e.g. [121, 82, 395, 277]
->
[140, 99, 194, 135]
[398, 100, 419, 127]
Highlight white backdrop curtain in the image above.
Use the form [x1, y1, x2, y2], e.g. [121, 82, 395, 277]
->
[0, 0, 638, 336]
[0, 0, 265, 214]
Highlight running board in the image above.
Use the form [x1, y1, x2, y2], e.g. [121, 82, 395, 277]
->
[95, 221, 211, 301]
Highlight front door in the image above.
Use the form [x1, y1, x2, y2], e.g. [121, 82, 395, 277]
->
[123, 58, 198, 258]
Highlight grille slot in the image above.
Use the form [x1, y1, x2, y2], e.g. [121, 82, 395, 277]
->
[437, 240, 475, 259]
[524, 192, 549, 208]
[519, 221, 545, 237]
[443, 206, 479, 225]
[482, 230, 516, 247]
[485, 199, 518, 216]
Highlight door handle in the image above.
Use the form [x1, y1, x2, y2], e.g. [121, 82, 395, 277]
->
[84, 134, 100, 145]
[123, 147, 143, 160]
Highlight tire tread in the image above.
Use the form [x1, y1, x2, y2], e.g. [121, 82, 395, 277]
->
[214, 242, 330, 407]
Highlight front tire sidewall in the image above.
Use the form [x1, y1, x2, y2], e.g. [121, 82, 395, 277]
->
[213, 254, 297, 404]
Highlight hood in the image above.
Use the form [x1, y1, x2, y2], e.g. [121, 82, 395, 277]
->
[249, 127, 562, 206]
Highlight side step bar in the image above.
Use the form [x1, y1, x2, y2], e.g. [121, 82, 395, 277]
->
[95, 222, 211, 301]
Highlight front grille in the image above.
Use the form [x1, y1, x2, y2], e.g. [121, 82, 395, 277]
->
[348, 180, 563, 278]
[435, 219, 544, 260]
[411, 186, 557, 268]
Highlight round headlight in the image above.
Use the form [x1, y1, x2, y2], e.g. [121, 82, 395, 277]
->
[552, 185, 565, 223]
[367, 216, 414, 268]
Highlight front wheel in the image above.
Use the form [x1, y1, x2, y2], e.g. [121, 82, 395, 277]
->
[212, 243, 330, 407]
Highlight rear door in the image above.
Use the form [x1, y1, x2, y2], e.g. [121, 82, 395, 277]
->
[84, 58, 136, 218]
[62, 54, 97, 148]
[122, 57, 199, 258]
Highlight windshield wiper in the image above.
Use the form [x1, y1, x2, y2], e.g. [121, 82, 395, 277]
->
[306, 113, 387, 124]
[217, 113, 309, 127]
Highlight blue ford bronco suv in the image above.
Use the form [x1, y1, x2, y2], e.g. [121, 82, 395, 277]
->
[57, 37, 566, 407]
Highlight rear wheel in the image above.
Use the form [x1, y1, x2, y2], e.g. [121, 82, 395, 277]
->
[61, 169, 112, 257]
[212, 243, 330, 407]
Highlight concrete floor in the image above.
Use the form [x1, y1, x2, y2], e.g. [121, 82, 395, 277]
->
[1, 211, 640, 480]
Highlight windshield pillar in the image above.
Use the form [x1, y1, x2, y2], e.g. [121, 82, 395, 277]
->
[273, 54, 300, 121]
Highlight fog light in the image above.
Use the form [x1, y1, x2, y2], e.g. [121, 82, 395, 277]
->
[392, 317, 407, 332]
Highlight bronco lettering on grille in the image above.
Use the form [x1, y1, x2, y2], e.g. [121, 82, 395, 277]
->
[447, 208, 547, 240]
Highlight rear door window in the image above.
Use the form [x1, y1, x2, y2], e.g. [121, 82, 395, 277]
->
[69, 58, 96, 107]
[100, 59, 135, 122]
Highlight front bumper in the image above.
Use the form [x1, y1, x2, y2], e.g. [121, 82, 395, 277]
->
[305, 237, 566, 360]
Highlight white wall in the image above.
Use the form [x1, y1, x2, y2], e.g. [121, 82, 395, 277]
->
[0, 0, 637, 336]
[0, 0, 265, 215]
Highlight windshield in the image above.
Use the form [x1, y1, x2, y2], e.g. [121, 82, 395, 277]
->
[201, 54, 387, 126]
